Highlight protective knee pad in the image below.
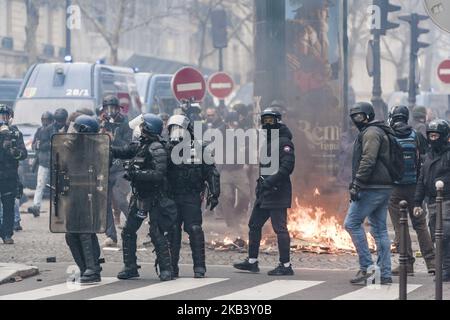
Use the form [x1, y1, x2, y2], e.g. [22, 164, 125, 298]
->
[187, 224, 203, 236]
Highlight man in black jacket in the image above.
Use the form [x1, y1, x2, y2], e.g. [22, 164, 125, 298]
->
[28, 108, 67, 218]
[388, 106, 435, 276]
[233, 108, 295, 276]
[28, 111, 54, 217]
[414, 119, 450, 281]
[344, 102, 393, 285]
[0, 105, 27, 244]
[98, 95, 132, 246]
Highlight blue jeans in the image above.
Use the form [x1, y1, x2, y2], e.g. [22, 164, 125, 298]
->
[0, 199, 20, 224]
[344, 189, 392, 279]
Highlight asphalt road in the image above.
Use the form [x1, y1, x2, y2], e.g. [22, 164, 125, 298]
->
[0, 263, 447, 301]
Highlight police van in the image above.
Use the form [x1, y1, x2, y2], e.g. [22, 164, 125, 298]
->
[13, 62, 142, 188]
[135, 73, 178, 115]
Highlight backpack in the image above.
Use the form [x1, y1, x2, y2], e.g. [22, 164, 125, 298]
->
[394, 131, 419, 185]
[378, 127, 405, 183]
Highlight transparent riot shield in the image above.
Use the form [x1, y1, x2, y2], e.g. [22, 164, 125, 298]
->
[49, 133, 110, 233]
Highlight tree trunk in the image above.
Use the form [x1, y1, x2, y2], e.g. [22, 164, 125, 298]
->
[25, 0, 40, 66]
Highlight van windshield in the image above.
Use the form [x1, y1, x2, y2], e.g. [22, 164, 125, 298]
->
[20, 63, 93, 99]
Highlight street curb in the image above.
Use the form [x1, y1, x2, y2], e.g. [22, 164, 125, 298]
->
[0, 263, 39, 285]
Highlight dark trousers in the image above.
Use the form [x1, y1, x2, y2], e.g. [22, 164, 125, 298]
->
[172, 193, 205, 270]
[428, 201, 450, 277]
[388, 185, 435, 269]
[105, 182, 117, 242]
[0, 179, 17, 240]
[248, 204, 290, 264]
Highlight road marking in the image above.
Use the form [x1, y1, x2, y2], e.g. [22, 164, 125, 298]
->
[210, 280, 323, 300]
[0, 277, 119, 300]
[333, 284, 422, 300]
[92, 278, 228, 300]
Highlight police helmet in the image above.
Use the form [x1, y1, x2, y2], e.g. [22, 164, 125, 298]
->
[389, 105, 409, 126]
[54, 108, 69, 122]
[349, 102, 375, 122]
[73, 115, 100, 133]
[141, 113, 163, 136]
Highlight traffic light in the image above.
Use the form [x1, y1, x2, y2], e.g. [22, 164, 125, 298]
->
[399, 14, 430, 54]
[372, 0, 401, 35]
[211, 9, 228, 49]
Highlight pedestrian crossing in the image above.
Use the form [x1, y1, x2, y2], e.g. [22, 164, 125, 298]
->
[0, 277, 424, 300]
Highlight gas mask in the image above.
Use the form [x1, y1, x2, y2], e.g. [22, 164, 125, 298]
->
[261, 115, 280, 130]
[428, 132, 448, 152]
[103, 105, 120, 121]
[169, 125, 188, 145]
[351, 113, 368, 131]
[0, 114, 11, 134]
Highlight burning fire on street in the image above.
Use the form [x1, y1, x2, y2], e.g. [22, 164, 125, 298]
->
[208, 189, 377, 255]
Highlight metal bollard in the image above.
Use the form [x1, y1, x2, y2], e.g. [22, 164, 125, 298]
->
[435, 180, 444, 301]
[399, 200, 409, 300]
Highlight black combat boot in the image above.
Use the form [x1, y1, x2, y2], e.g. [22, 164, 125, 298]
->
[79, 234, 101, 284]
[65, 233, 87, 277]
[150, 227, 173, 282]
[170, 226, 182, 278]
[117, 232, 140, 280]
[189, 225, 206, 278]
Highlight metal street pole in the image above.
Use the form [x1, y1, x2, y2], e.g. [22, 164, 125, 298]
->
[435, 180, 444, 300]
[370, 32, 387, 119]
[65, 0, 72, 57]
[343, 0, 349, 132]
[399, 200, 409, 300]
[218, 48, 226, 109]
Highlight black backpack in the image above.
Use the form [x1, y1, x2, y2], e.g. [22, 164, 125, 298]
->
[378, 127, 405, 182]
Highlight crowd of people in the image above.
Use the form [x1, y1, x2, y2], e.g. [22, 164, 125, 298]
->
[2, 93, 450, 287]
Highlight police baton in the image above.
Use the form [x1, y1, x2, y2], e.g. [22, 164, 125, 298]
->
[435, 180, 444, 301]
[399, 200, 409, 300]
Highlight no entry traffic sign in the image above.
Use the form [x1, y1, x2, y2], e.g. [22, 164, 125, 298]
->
[171, 67, 206, 102]
[207, 72, 234, 99]
[438, 60, 450, 84]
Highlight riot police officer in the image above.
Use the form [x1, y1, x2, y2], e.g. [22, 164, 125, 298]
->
[166, 114, 220, 278]
[414, 119, 450, 281]
[98, 95, 132, 245]
[0, 105, 27, 244]
[112, 114, 177, 282]
[234, 108, 295, 276]
[63, 115, 103, 284]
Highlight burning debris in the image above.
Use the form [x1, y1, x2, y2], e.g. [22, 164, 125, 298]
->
[208, 190, 377, 255]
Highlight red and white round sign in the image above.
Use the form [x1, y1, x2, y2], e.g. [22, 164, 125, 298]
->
[207, 72, 234, 99]
[438, 60, 450, 84]
[171, 67, 206, 102]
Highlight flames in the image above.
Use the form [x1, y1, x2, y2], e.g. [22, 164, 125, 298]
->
[288, 198, 376, 254]
[208, 188, 377, 254]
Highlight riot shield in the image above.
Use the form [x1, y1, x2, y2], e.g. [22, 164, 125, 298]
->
[49, 133, 110, 233]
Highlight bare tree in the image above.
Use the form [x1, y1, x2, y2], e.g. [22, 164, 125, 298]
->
[74, 0, 183, 65]
[24, 0, 41, 66]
